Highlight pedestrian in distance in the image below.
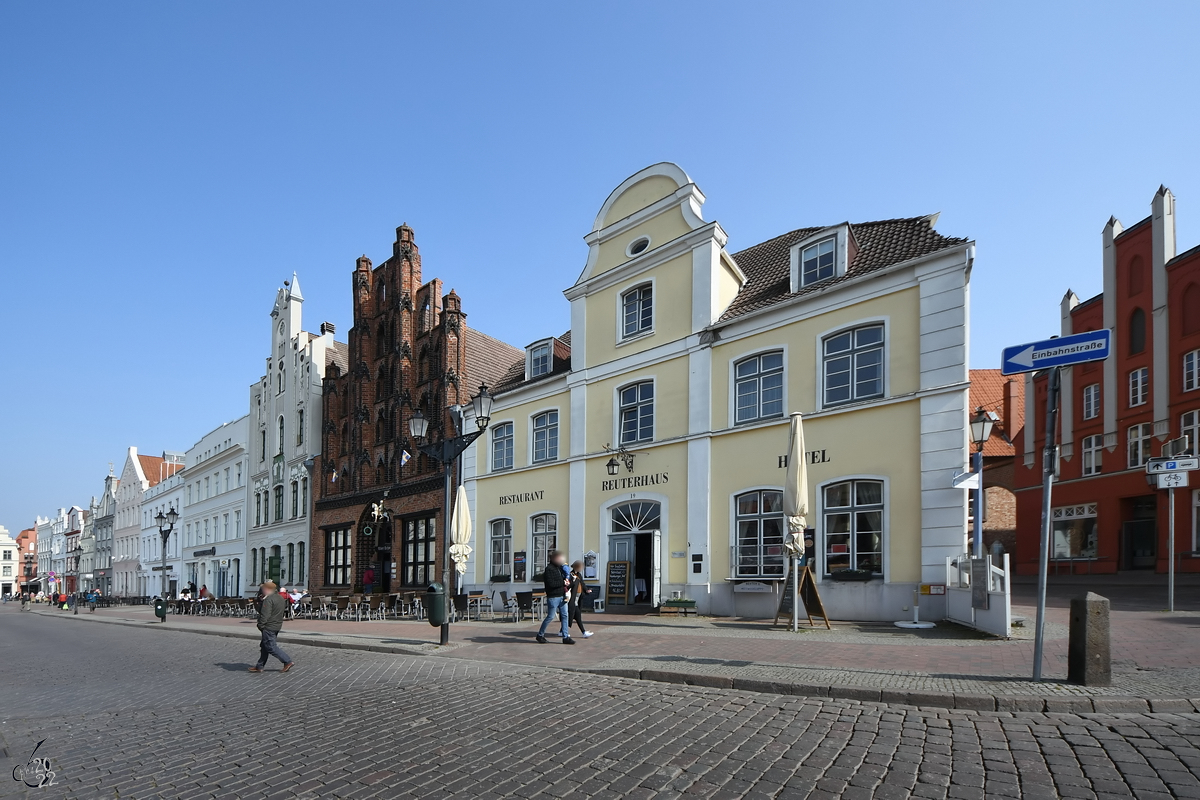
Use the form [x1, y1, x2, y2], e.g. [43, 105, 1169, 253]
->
[535, 550, 575, 645]
[362, 566, 375, 595]
[567, 560, 594, 638]
[248, 581, 294, 673]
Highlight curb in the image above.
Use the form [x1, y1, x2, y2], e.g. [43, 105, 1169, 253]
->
[576, 667, 1200, 714]
[24, 609, 1200, 714]
[24, 608, 438, 657]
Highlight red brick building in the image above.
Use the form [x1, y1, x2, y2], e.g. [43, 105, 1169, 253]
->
[16, 528, 37, 593]
[1015, 187, 1200, 575]
[969, 370, 1025, 556]
[310, 225, 518, 595]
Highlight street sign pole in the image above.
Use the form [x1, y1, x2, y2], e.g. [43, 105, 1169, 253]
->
[1033, 366, 1060, 682]
[1169, 486, 1176, 613]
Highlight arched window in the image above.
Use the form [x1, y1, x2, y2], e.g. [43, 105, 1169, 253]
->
[1183, 283, 1200, 336]
[277, 416, 285, 455]
[1128, 256, 1144, 296]
[531, 513, 558, 577]
[734, 491, 785, 577]
[1129, 308, 1146, 355]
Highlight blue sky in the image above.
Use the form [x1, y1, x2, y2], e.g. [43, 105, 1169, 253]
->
[2, 2, 1198, 533]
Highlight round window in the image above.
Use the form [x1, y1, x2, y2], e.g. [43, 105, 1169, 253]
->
[627, 237, 650, 257]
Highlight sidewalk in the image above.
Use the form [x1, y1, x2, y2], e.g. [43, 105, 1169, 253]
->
[18, 599, 1200, 714]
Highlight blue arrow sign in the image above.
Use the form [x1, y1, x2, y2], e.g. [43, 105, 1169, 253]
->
[1001, 329, 1111, 375]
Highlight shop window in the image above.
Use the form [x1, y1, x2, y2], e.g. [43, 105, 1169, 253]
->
[531, 514, 558, 578]
[489, 519, 513, 580]
[1128, 423, 1154, 468]
[734, 490, 785, 578]
[1185, 349, 1200, 393]
[823, 480, 884, 576]
[1129, 367, 1149, 408]
[1081, 435, 1103, 476]
[1052, 504, 1097, 559]
[401, 515, 437, 587]
[532, 411, 559, 463]
[735, 352, 785, 424]
[325, 528, 352, 586]
[800, 237, 836, 286]
[491, 422, 514, 471]
[621, 284, 653, 339]
[618, 381, 654, 444]
[1083, 383, 1100, 420]
[823, 325, 884, 407]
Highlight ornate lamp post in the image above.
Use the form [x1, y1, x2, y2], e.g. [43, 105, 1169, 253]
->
[154, 508, 179, 599]
[408, 384, 493, 645]
[968, 408, 996, 558]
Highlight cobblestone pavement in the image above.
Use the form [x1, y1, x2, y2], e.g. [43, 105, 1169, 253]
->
[4, 611, 1200, 799]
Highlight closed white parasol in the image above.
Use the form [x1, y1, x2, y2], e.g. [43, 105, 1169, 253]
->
[782, 412, 809, 632]
[449, 484, 473, 576]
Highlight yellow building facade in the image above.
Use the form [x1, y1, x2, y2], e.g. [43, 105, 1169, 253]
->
[463, 163, 975, 620]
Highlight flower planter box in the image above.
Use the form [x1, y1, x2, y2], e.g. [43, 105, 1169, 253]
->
[829, 569, 875, 582]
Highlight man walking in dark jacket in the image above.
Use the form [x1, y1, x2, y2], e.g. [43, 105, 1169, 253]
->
[535, 550, 575, 645]
[249, 581, 294, 673]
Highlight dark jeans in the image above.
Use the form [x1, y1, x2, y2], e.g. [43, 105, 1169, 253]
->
[568, 602, 586, 634]
[257, 628, 291, 667]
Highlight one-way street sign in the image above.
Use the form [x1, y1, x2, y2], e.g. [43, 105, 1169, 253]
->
[1001, 329, 1111, 375]
[1146, 457, 1199, 474]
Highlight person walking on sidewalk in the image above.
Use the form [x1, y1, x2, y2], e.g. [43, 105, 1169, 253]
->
[249, 581, 294, 673]
[536, 551, 575, 645]
[567, 561, 594, 639]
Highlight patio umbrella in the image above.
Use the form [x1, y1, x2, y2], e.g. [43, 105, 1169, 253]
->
[449, 484, 473, 577]
[782, 412, 809, 632]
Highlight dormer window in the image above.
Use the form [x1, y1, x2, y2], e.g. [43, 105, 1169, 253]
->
[789, 224, 856, 293]
[530, 343, 552, 378]
[801, 238, 836, 285]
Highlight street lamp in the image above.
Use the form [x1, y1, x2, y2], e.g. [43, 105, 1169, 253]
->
[603, 444, 636, 473]
[154, 507, 179, 603]
[969, 407, 996, 558]
[408, 384, 493, 645]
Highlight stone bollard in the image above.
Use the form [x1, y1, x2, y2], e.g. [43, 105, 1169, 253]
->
[1068, 592, 1111, 686]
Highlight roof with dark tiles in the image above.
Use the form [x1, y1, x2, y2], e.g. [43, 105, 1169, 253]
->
[465, 327, 525, 392]
[491, 331, 571, 396]
[325, 340, 349, 375]
[719, 216, 969, 323]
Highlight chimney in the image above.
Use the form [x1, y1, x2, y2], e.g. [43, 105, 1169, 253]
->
[321, 322, 336, 336]
[1003, 378, 1020, 441]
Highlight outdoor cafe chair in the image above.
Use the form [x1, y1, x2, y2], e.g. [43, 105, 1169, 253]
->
[499, 591, 518, 622]
[514, 591, 534, 623]
[334, 596, 353, 621]
[367, 595, 386, 621]
[451, 593, 470, 622]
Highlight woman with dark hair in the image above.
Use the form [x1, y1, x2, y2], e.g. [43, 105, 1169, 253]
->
[567, 561, 594, 639]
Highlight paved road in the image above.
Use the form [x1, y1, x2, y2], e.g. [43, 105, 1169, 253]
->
[3, 611, 1200, 800]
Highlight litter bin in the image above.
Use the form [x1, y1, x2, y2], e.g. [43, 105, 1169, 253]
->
[426, 583, 447, 628]
[153, 598, 167, 622]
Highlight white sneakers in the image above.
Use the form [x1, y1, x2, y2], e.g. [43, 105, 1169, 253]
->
[582, 631, 594, 638]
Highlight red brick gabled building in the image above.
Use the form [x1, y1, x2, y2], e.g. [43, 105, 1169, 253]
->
[311, 224, 519, 595]
[969, 370, 1025, 556]
[1015, 186, 1200, 575]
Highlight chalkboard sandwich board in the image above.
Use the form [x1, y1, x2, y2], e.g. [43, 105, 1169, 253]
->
[606, 561, 631, 605]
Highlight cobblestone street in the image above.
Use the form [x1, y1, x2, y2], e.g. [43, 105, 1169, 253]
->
[3, 610, 1200, 799]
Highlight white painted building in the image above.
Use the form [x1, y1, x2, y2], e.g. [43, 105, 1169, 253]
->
[141, 467, 185, 598]
[34, 515, 50, 595]
[246, 275, 333, 593]
[91, 471, 119, 595]
[113, 447, 183, 597]
[79, 501, 96, 592]
[180, 415, 249, 598]
[0, 526, 18, 596]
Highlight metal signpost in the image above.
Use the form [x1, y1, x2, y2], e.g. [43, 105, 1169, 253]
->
[1001, 330, 1111, 681]
[1146, 442, 1196, 613]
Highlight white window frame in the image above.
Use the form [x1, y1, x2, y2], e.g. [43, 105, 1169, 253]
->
[488, 518, 513, 581]
[1081, 434, 1103, 476]
[818, 321, 887, 409]
[818, 476, 887, 579]
[1129, 367, 1149, 408]
[731, 348, 787, 426]
[616, 379, 655, 445]
[531, 409, 559, 464]
[1185, 349, 1200, 393]
[617, 280, 655, 343]
[526, 339, 555, 380]
[789, 224, 854, 293]
[1083, 383, 1100, 420]
[1193, 489, 1200, 552]
[1182, 410, 1200, 457]
[1127, 423, 1154, 468]
[731, 487, 786, 579]
[490, 421, 515, 472]
[530, 513, 558, 579]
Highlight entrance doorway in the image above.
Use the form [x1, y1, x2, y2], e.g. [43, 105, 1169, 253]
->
[608, 501, 662, 609]
[1121, 496, 1158, 570]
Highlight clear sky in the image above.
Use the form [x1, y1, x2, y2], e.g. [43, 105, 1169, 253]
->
[2, 2, 1198, 533]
